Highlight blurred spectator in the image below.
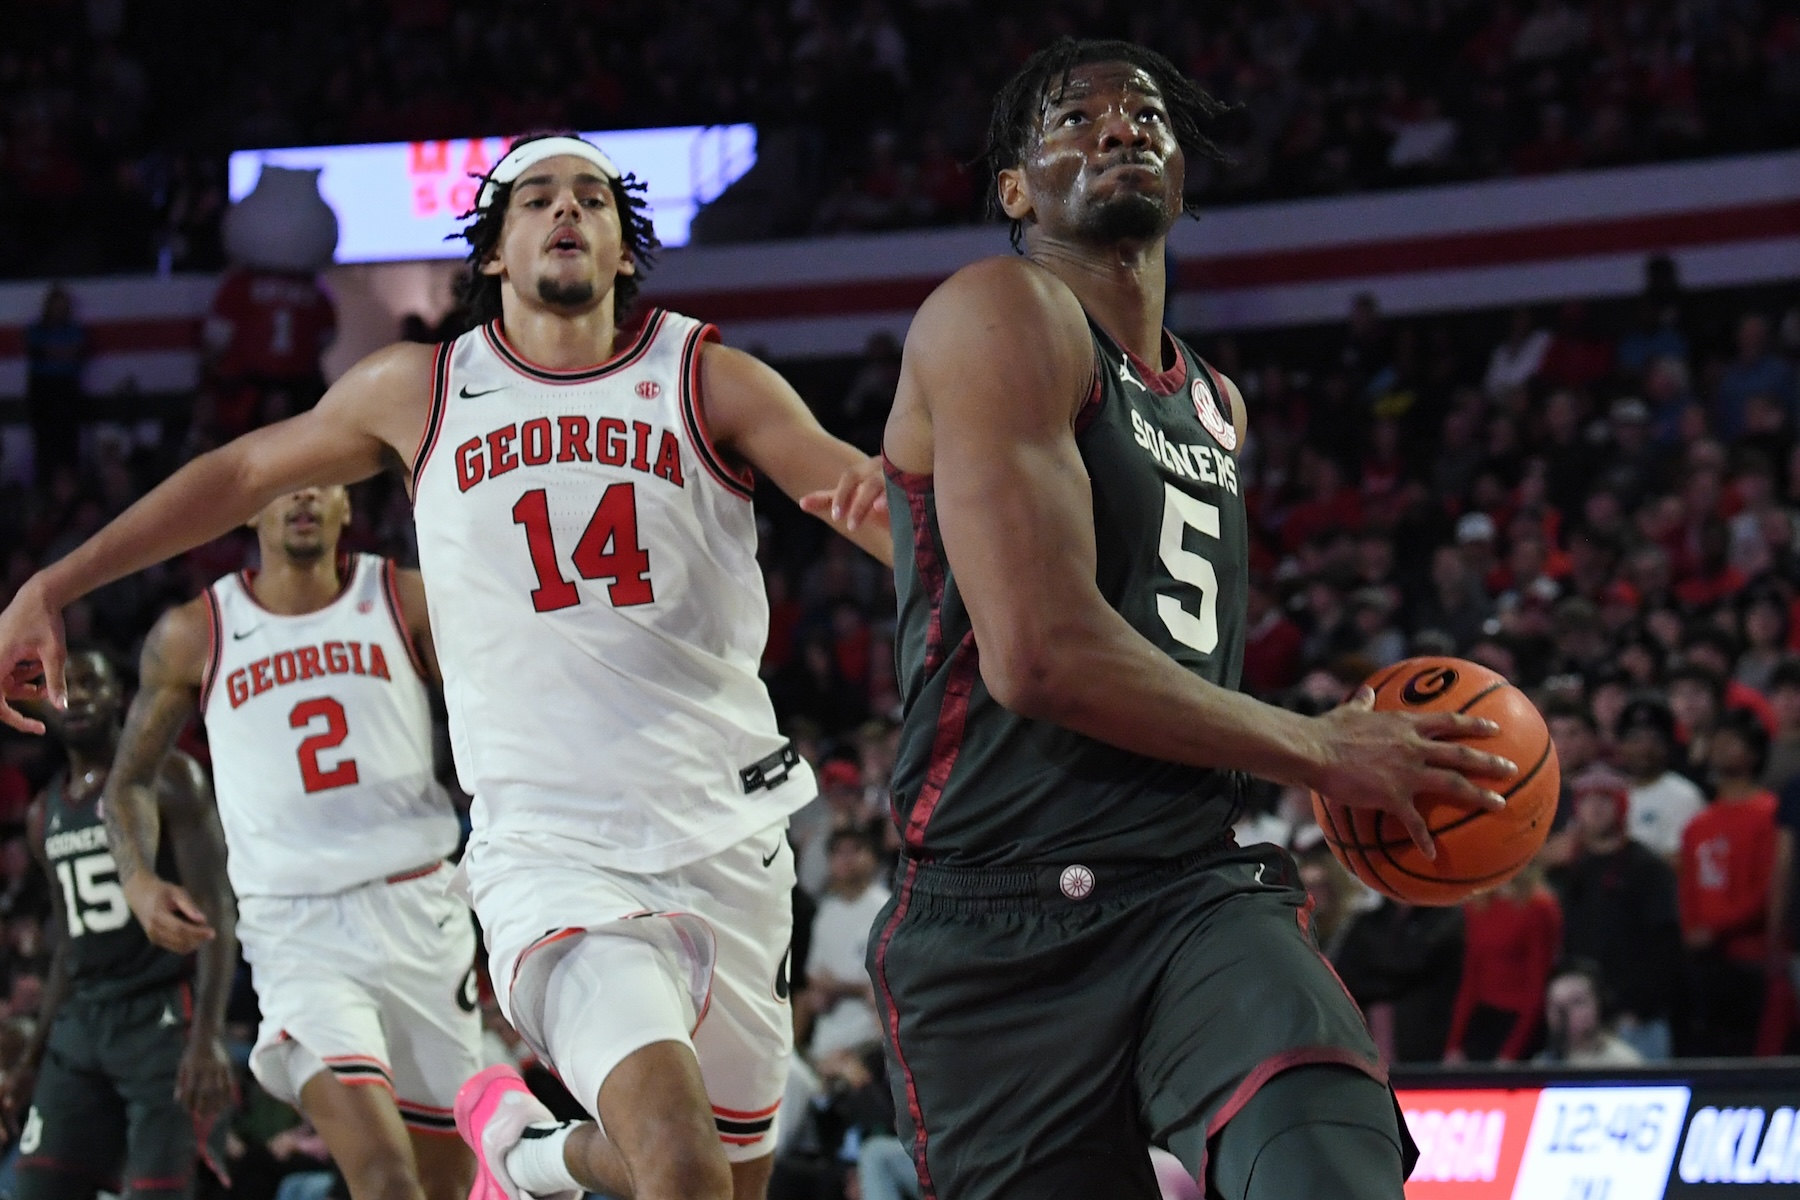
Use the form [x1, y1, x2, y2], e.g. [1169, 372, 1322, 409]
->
[1484, 308, 1551, 398]
[1764, 659, 1800, 791]
[1548, 767, 1682, 1060]
[1678, 712, 1779, 1056]
[1536, 958, 1645, 1067]
[794, 760, 871, 899]
[1444, 869, 1563, 1064]
[798, 827, 889, 1059]
[1333, 900, 1464, 1064]
[24, 285, 87, 484]
[1616, 696, 1705, 864]
[1410, 543, 1493, 651]
[1715, 314, 1797, 442]
[1242, 577, 1303, 696]
[202, 265, 337, 441]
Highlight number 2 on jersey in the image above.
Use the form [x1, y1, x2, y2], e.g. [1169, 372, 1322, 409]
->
[512, 484, 654, 612]
[291, 697, 359, 793]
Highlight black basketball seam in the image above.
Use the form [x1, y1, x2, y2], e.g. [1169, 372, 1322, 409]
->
[1455, 681, 1506, 713]
[1317, 796, 1402, 899]
[1360, 721, 1556, 851]
[1369, 663, 1409, 695]
[1369, 738, 1556, 886]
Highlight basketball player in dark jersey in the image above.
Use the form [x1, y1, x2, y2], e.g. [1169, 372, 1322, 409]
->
[0, 649, 234, 1200]
[875, 39, 1517, 1200]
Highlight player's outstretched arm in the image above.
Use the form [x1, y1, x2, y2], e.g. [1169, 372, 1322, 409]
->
[160, 750, 238, 1121]
[102, 600, 219, 953]
[904, 258, 1512, 855]
[0, 797, 72, 1130]
[0, 343, 436, 730]
[698, 342, 895, 567]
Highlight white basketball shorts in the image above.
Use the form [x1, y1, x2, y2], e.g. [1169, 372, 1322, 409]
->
[239, 861, 483, 1135]
[457, 820, 796, 1161]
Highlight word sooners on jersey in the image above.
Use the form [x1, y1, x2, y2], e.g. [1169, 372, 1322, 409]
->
[411, 309, 816, 871]
[200, 554, 458, 896]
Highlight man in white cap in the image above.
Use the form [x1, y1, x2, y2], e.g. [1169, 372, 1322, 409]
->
[0, 132, 893, 1200]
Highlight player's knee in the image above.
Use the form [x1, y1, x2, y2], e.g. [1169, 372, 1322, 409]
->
[630, 1143, 733, 1200]
[1205, 1065, 1407, 1200]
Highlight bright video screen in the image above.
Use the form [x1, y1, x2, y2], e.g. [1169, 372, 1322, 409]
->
[1398, 1079, 1800, 1198]
[227, 125, 757, 261]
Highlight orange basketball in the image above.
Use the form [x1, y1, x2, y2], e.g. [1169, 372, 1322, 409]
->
[1310, 656, 1559, 906]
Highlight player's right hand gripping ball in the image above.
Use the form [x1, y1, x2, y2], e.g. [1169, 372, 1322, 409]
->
[1311, 656, 1559, 905]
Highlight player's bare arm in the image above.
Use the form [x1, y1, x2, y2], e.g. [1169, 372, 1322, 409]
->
[390, 567, 444, 686]
[159, 749, 238, 1121]
[103, 599, 218, 952]
[699, 341, 894, 567]
[890, 256, 1513, 853]
[0, 342, 436, 729]
[0, 797, 72, 1130]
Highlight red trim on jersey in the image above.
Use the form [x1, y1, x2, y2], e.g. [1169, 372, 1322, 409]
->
[379, 560, 430, 681]
[1191, 1046, 1388, 1186]
[902, 635, 979, 851]
[719, 1133, 768, 1146]
[197, 588, 223, 711]
[235, 551, 356, 616]
[873, 860, 937, 1200]
[322, 1052, 392, 1070]
[1119, 331, 1188, 396]
[712, 1100, 781, 1120]
[384, 861, 442, 885]
[508, 927, 584, 1000]
[1073, 366, 1105, 434]
[677, 322, 756, 500]
[127, 1177, 191, 1192]
[411, 341, 454, 497]
[882, 459, 946, 675]
[482, 309, 666, 385]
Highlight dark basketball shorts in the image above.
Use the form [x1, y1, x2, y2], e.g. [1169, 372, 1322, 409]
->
[870, 841, 1415, 1200]
[16, 984, 227, 1200]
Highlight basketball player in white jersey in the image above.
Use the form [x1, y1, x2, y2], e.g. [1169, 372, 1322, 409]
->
[98, 484, 478, 1200]
[0, 132, 892, 1200]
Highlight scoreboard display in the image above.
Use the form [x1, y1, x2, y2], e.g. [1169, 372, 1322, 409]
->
[1397, 1067, 1800, 1199]
[228, 124, 758, 260]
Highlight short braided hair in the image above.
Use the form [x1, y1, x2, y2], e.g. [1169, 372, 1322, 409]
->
[448, 131, 659, 333]
[984, 38, 1232, 249]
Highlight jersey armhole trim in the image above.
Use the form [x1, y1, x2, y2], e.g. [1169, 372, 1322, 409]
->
[197, 588, 223, 712]
[1074, 361, 1104, 433]
[379, 559, 431, 682]
[410, 341, 454, 497]
[678, 323, 757, 501]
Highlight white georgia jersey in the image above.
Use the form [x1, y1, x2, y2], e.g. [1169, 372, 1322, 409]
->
[200, 553, 458, 896]
[410, 309, 815, 871]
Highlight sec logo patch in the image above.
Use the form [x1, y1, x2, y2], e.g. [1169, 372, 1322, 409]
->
[635, 380, 662, 400]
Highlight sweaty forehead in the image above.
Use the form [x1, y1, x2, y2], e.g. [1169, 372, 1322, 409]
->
[1042, 62, 1162, 110]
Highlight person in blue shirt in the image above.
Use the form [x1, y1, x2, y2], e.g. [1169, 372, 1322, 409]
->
[24, 285, 88, 485]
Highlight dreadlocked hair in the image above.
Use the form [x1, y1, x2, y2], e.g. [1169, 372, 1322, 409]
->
[983, 37, 1233, 250]
[446, 131, 660, 336]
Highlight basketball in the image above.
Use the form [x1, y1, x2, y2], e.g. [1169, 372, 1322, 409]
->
[1311, 657, 1559, 906]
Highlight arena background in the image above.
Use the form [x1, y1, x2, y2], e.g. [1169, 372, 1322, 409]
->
[2, 2, 1799, 1198]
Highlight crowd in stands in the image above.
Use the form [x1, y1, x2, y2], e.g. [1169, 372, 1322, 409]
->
[4, 0, 1799, 274]
[5, 241, 1800, 1195]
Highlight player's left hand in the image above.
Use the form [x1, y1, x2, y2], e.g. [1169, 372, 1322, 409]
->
[175, 1034, 235, 1121]
[800, 455, 889, 532]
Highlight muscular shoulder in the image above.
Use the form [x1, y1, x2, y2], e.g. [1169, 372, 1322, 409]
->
[389, 566, 431, 630]
[142, 597, 213, 689]
[912, 256, 1092, 354]
[320, 340, 442, 464]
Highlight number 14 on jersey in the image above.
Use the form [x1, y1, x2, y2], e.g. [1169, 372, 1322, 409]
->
[512, 484, 654, 612]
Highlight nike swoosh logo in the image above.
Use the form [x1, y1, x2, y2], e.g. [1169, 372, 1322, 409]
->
[761, 845, 781, 868]
[459, 385, 507, 399]
[231, 628, 260, 640]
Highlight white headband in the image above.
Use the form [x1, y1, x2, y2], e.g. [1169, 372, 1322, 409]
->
[477, 137, 621, 212]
